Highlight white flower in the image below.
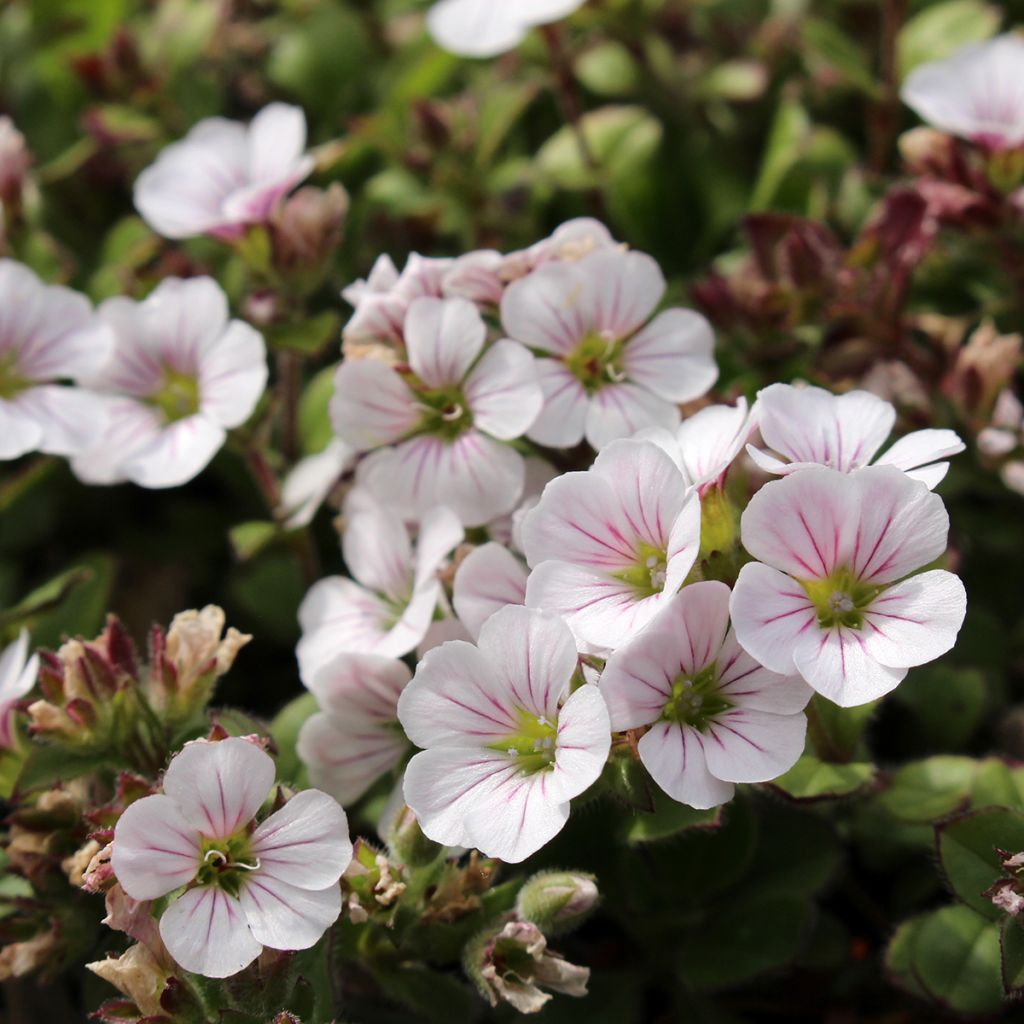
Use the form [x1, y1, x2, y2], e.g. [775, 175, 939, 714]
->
[296, 499, 463, 679]
[453, 542, 529, 639]
[427, 0, 587, 58]
[398, 606, 610, 862]
[599, 582, 810, 809]
[501, 249, 717, 450]
[0, 630, 38, 749]
[111, 738, 351, 979]
[0, 259, 112, 461]
[334, 296, 543, 526]
[637, 397, 753, 494]
[297, 653, 411, 806]
[522, 439, 701, 651]
[901, 34, 1024, 150]
[277, 438, 354, 530]
[71, 277, 268, 489]
[747, 383, 964, 489]
[134, 104, 314, 241]
[730, 466, 967, 707]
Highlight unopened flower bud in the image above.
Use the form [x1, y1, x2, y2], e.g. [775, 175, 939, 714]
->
[464, 919, 589, 1015]
[899, 126, 956, 177]
[515, 871, 599, 935]
[384, 803, 444, 868]
[0, 117, 31, 209]
[269, 183, 349, 289]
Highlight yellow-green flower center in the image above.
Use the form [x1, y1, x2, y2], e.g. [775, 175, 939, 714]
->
[661, 662, 732, 730]
[489, 709, 559, 775]
[150, 368, 201, 424]
[0, 351, 28, 400]
[194, 832, 259, 897]
[563, 331, 626, 394]
[415, 384, 474, 440]
[800, 568, 882, 630]
[613, 541, 668, 598]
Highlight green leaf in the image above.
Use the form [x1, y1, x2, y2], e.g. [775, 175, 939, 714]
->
[1002, 918, 1024, 995]
[574, 42, 639, 97]
[624, 789, 722, 843]
[267, 311, 340, 355]
[769, 755, 876, 801]
[298, 366, 338, 456]
[749, 96, 810, 210]
[937, 807, 1024, 919]
[0, 565, 94, 636]
[885, 915, 931, 1000]
[210, 707, 270, 741]
[677, 891, 814, 991]
[16, 743, 116, 794]
[802, 18, 880, 97]
[807, 695, 878, 762]
[229, 521, 279, 562]
[269, 692, 318, 785]
[898, 1, 1000, 78]
[892, 664, 988, 750]
[601, 749, 656, 813]
[912, 905, 1004, 1014]
[877, 755, 978, 823]
[476, 81, 540, 169]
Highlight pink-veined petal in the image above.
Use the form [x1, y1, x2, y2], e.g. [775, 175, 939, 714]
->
[716, 629, 812, 714]
[405, 296, 486, 388]
[547, 683, 611, 803]
[120, 415, 226, 489]
[330, 360, 420, 450]
[159, 886, 262, 978]
[342, 504, 413, 600]
[580, 249, 665, 339]
[111, 794, 200, 900]
[791, 624, 907, 707]
[525, 359, 589, 448]
[584, 382, 680, 450]
[239, 876, 340, 951]
[621, 308, 718, 403]
[463, 339, 542, 440]
[198, 320, 268, 429]
[873, 428, 965, 482]
[501, 262, 590, 356]
[701, 707, 807, 783]
[453, 542, 529, 639]
[638, 723, 735, 809]
[414, 505, 465, 587]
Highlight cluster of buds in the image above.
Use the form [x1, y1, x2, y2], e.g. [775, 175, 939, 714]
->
[985, 850, 1024, 917]
[341, 840, 409, 924]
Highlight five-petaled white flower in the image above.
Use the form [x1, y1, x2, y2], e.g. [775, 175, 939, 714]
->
[0, 630, 38, 749]
[297, 652, 412, 807]
[296, 498, 463, 679]
[398, 605, 610, 862]
[600, 582, 810, 809]
[111, 738, 352, 979]
[334, 296, 543, 526]
[501, 248, 717, 450]
[427, 0, 587, 58]
[522, 438, 701, 651]
[0, 259, 112, 462]
[901, 34, 1024, 151]
[747, 383, 964, 489]
[71, 277, 268, 489]
[134, 104, 314, 241]
[730, 466, 967, 707]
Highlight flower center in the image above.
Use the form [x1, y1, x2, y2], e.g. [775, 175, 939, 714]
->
[194, 832, 260, 897]
[613, 541, 668, 598]
[416, 384, 474, 440]
[150, 368, 201, 424]
[661, 662, 732, 731]
[490, 709, 559, 775]
[563, 331, 626, 394]
[0, 351, 28, 400]
[800, 568, 882, 630]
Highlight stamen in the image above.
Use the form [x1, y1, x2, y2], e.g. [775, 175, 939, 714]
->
[204, 849, 227, 866]
[441, 403, 464, 422]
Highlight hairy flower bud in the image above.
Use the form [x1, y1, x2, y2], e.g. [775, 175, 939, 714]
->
[383, 803, 444, 868]
[515, 871, 599, 935]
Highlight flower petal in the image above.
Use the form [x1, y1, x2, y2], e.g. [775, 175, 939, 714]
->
[525, 359, 588, 448]
[638, 723, 735, 809]
[581, 249, 665, 339]
[197, 320, 268, 429]
[120, 415, 226, 489]
[716, 629, 812, 714]
[342, 503, 413, 600]
[330, 359, 420, 450]
[111, 794, 200, 900]
[791, 625, 907, 707]
[162, 738, 275, 840]
[584, 382, 680, 450]
[622, 308, 718, 403]
[464, 339, 542, 440]
[501, 262, 589, 356]
[405, 296, 486, 388]
[701, 708, 807, 784]
[548, 683, 611, 803]
[453, 542, 529, 639]
[239, 876, 340, 951]
[159, 886, 262, 978]
[873, 428, 965, 483]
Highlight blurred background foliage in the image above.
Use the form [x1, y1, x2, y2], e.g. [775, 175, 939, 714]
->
[3, 0, 1024, 1020]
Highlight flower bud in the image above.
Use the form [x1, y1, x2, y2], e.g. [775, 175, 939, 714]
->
[0, 116, 31, 211]
[464, 919, 589, 1014]
[87, 943, 169, 1016]
[947, 320, 1023, 424]
[986, 850, 1024, 916]
[515, 871, 599, 935]
[384, 803, 444, 868]
[269, 183, 349, 291]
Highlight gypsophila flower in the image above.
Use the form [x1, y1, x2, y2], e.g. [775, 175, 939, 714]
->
[134, 104, 314, 241]
[71, 277, 268, 489]
[0, 260, 112, 461]
[297, 498, 463, 678]
[600, 582, 810, 809]
[747, 383, 964, 489]
[0, 631, 38, 749]
[523, 438, 701, 650]
[453, 542, 529, 640]
[427, 0, 587, 58]
[111, 738, 351, 978]
[901, 33, 1024, 151]
[502, 248, 717, 450]
[297, 652, 412, 806]
[334, 296, 543, 526]
[398, 605, 610, 862]
[730, 466, 967, 707]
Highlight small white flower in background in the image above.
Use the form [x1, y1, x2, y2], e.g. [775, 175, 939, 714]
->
[277, 438, 354, 529]
[296, 498, 463, 678]
[71, 277, 268, 489]
[637, 397, 754, 494]
[0, 260, 112, 461]
[730, 466, 967, 708]
[111, 738, 351, 979]
[0, 117, 31, 206]
[502, 248, 718, 450]
[398, 605, 610, 862]
[427, 0, 587, 58]
[297, 652, 411, 806]
[0, 630, 38, 749]
[747, 383, 965, 489]
[978, 389, 1024, 495]
[522, 439, 701, 651]
[599, 582, 810, 810]
[453, 542, 529, 640]
[334, 296, 543, 526]
[134, 103, 314, 241]
[901, 33, 1024, 151]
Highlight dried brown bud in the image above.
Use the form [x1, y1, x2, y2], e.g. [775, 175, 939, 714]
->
[87, 943, 169, 1016]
